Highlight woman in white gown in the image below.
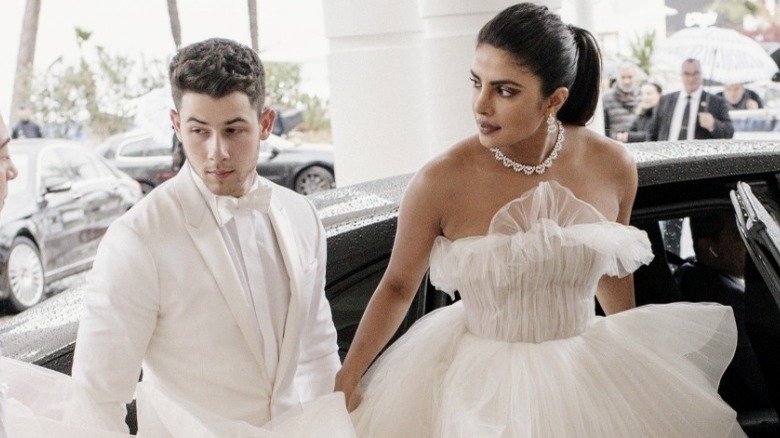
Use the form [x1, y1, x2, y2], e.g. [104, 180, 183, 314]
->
[335, 3, 746, 437]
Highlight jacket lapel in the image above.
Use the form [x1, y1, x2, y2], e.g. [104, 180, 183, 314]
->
[173, 166, 271, 385]
[267, 197, 303, 394]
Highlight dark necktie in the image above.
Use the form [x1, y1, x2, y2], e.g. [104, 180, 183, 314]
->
[678, 95, 691, 140]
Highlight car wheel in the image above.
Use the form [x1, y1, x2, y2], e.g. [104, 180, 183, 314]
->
[5, 236, 45, 312]
[294, 166, 335, 195]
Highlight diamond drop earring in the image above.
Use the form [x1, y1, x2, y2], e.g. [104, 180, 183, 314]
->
[547, 114, 557, 133]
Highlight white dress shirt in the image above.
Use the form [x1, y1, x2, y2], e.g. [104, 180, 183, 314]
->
[192, 170, 290, 381]
[668, 88, 703, 141]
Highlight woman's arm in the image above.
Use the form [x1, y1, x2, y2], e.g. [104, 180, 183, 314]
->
[335, 165, 444, 410]
[595, 141, 639, 315]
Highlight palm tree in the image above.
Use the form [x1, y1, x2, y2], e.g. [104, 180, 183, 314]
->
[248, 0, 259, 52]
[167, 0, 182, 49]
[10, 0, 41, 124]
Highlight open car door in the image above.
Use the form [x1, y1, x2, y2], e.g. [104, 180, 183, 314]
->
[730, 181, 780, 435]
[731, 181, 780, 309]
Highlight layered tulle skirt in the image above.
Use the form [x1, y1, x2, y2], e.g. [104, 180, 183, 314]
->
[352, 301, 746, 437]
[0, 356, 355, 437]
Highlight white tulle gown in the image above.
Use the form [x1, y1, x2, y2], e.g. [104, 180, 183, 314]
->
[0, 356, 356, 437]
[352, 181, 746, 437]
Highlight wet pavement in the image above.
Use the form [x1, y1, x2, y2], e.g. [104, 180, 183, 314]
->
[0, 270, 88, 321]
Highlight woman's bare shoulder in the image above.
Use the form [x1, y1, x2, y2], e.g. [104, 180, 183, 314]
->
[403, 136, 482, 206]
[414, 136, 480, 182]
[569, 126, 636, 175]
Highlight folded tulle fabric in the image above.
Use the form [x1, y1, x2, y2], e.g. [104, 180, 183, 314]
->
[0, 356, 355, 437]
[0, 356, 129, 437]
[136, 382, 356, 437]
[431, 181, 654, 296]
[353, 302, 744, 437]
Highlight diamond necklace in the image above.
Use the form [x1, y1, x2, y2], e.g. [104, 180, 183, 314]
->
[489, 120, 564, 175]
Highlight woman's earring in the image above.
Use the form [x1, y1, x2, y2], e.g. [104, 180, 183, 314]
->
[547, 114, 557, 133]
[708, 246, 719, 258]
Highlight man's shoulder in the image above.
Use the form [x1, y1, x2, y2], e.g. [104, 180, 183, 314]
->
[264, 176, 319, 217]
[113, 181, 183, 231]
[601, 89, 618, 102]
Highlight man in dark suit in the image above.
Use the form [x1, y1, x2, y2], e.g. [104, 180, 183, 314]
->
[676, 213, 769, 411]
[648, 58, 734, 141]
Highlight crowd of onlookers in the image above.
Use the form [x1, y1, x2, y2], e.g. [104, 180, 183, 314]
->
[602, 58, 770, 144]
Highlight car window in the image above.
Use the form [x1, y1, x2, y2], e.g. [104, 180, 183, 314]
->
[118, 137, 172, 158]
[39, 148, 71, 183]
[85, 152, 116, 179]
[143, 138, 172, 157]
[119, 139, 147, 158]
[659, 218, 694, 261]
[55, 147, 109, 182]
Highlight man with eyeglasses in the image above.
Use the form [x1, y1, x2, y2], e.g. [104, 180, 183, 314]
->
[648, 58, 734, 141]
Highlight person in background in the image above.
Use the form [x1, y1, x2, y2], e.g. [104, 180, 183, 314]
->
[11, 105, 43, 139]
[647, 58, 734, 141]
[617, 81, 662, 143]
[676, 213, 770, 412]
[602, 62, 640, 140]
[717, 83, 764, 110]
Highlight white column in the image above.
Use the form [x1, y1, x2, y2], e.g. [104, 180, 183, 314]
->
[419, 0, 517, 155]
[322, 0, 575, 186]
[322, 0, 427, 187]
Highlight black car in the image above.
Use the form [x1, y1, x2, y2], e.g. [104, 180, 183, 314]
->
[0, 139, 143, 312]
[256, 134, 336, 195]
[1, 139, 780, 435]
[100, 129, 336, 195]
[95, 129, 176, 195]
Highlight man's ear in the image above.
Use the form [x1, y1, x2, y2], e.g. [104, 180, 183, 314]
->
[259, 107, 276, 140]
[170, 109, 182, 142]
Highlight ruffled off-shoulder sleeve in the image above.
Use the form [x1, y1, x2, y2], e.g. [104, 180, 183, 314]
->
[429, 181, 654, 295]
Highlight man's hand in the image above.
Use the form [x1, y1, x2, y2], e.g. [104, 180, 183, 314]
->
[698, 112, 716, 132]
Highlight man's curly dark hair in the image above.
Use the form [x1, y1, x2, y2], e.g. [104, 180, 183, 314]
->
[169, 38, 266, 113]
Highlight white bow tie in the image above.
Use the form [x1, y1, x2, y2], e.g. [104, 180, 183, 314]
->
[214, 186, 272, 226]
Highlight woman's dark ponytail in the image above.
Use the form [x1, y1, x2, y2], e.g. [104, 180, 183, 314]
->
[557, 25, 602, 126]
[477, 4, 604, 127]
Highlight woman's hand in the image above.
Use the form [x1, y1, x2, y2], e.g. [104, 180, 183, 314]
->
[335, 370, 363, 412]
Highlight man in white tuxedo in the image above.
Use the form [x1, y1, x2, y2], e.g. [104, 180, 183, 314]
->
[71, 38, 341, 433]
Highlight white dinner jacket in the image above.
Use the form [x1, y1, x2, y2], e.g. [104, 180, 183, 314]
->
[71, 164, 340, 433]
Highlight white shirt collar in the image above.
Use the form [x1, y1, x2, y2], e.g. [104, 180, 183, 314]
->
[680, 87, 703, 100]
[189, 162, 266, 226]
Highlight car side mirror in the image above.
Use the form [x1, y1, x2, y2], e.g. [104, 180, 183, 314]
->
[43, 176, 73, 193]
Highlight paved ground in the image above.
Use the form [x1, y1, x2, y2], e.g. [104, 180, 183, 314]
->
[0, 270, 88, 321]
